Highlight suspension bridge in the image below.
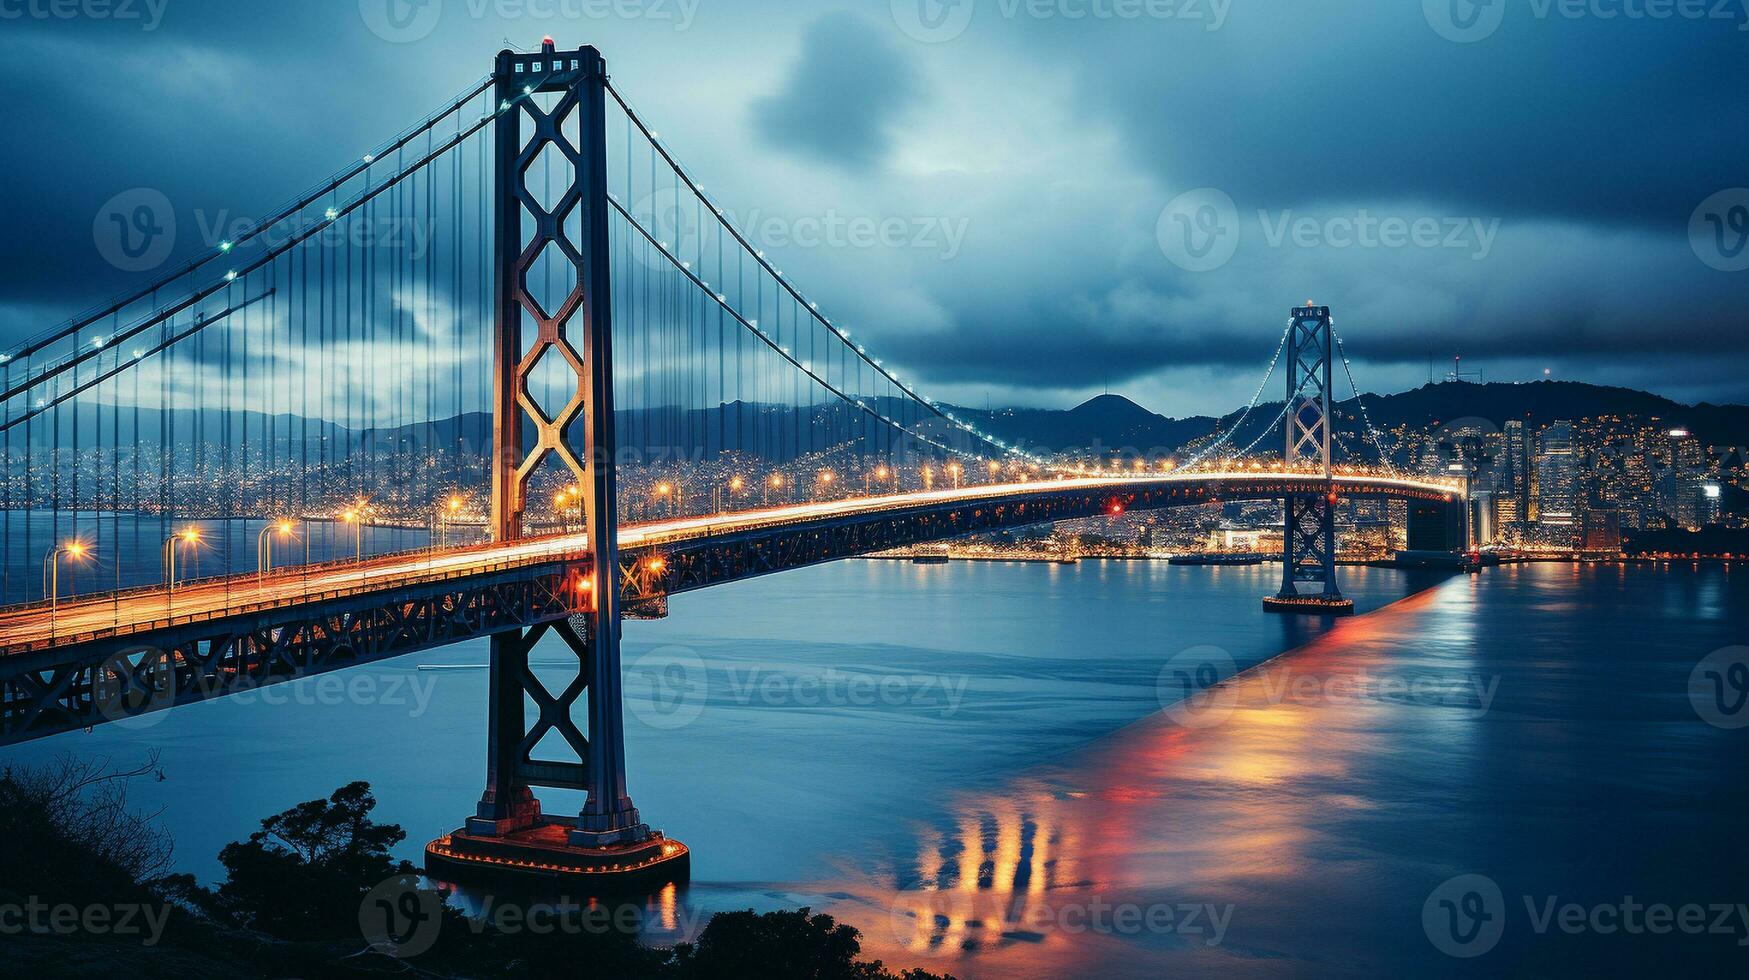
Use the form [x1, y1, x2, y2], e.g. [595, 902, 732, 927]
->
[0, 42, 1465, 888]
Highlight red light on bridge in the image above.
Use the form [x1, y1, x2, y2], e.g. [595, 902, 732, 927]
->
[1108, 501, 1125, 516]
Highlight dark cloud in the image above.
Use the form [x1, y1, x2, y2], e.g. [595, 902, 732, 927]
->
[2, 2, 1745, 415]
[750, 12, 920, 172]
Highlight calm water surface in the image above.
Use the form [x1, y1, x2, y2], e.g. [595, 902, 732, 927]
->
[8, 559, 1746, 976]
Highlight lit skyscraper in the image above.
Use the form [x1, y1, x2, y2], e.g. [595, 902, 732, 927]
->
[1537, 421, 1578, 539]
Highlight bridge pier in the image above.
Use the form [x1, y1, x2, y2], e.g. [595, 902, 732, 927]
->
[425, 40, 686, 893]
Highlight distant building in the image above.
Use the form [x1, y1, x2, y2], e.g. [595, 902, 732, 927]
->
[1472, 490, 1498, 546]
[1537, 421, 1578, 540]
[1503, 418, 1531, 525]
[1582, 509, 1622, 552]
[1669, 429, 1704, 529]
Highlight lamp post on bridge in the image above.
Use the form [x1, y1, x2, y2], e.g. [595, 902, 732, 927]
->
[340, 505, 370, 563]
[257, 520, 296, 588]
[43, 541, 88, 640]
[437, 495, 463, 549]
[162, 527, 200, 593]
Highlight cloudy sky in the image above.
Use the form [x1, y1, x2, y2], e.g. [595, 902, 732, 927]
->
[2, 0, 1745, 416]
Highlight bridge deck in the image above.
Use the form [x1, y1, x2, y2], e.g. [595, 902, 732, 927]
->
[0, 472, 1457, 655]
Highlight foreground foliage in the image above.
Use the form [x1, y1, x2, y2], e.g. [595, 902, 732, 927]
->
[0, 759, 952, 979]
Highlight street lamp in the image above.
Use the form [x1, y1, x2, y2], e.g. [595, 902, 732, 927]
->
[341, 507, 368, 563]
[554, 489, 572, 530]
[44, 540, 88, 639]
[439, 495, 463, 548]
[258, 520, 296, 586]
[163, 527, 200, 592]
[946, 461, 963, 490]
[718, 475, 746, 512]
[766, 473, 785, 506]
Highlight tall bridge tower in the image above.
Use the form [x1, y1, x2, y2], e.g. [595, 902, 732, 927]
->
[1264, 304, 1355, 615]
[425, 39, 689, 889]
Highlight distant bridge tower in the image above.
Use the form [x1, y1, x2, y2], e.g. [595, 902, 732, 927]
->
[426, 39, 688, 889]
[1264, 304, 1354, 615]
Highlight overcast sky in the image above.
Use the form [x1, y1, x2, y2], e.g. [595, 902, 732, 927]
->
[3, 0, 1745, 416]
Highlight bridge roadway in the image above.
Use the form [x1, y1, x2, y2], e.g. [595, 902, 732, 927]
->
[0, 471, 1459, 655]
[0, 471, 1459, 742]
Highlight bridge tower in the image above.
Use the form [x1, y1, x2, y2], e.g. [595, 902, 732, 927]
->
[426, 39, 688, 889]
[1263, 304, 1355, 615]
